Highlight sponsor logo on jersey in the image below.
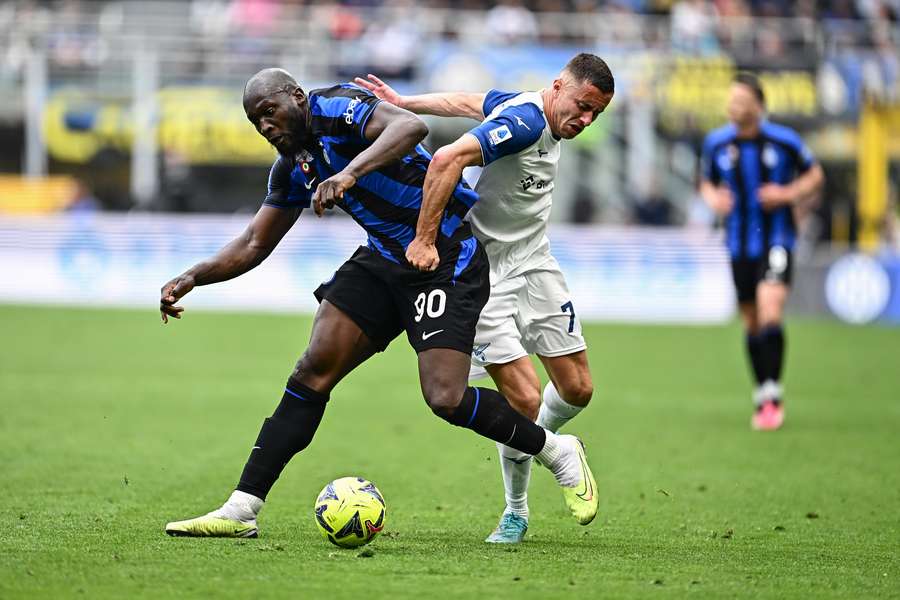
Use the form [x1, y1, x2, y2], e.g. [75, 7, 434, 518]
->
[514, 115, 531, 131]
[488, 124, 512, 146]
[343, 97, 361, 125]
[519, 174, 548, 192]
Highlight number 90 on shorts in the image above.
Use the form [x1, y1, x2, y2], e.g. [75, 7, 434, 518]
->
[414, 289, 447, 323]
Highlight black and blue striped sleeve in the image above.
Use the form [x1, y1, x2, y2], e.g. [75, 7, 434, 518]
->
[313, 86, 382, 141]
[263, 155, 310, 209]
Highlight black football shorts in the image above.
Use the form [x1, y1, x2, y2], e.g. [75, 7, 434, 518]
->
[314, 240, 490, 354]
[731, 245, 793, 304]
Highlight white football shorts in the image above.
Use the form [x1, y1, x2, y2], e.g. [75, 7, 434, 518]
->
[470, 254, 586, 373]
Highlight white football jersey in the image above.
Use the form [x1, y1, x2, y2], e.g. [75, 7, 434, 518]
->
[465, 90, 560, 277]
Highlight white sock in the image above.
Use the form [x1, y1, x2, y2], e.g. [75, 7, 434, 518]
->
[763, 379, 783, 403]
[753, 384, 766, 407]
[535, 430, 562, 468]
[214, 490, 263, 523]
[536, 382, 584, 433]
[497, 442, 531, 519]
[535, 431, 580, 487]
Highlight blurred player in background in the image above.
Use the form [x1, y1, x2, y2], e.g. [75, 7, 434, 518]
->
[700, 73, 824, 431]
[356, 53, 614, 543]
[160, 68, 599, 538]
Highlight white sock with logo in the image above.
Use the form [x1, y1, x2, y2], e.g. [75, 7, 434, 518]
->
[497, 442, 531, 519]
[214, 490, 263, 523]
[536, 382, 584, 433]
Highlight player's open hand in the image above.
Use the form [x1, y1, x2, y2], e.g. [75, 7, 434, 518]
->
[160, 274, 195, 323]
[758, 183, 793, 211]
[353, 74, 402, 108]
[405, 237, 440, 272]
[313, 172, 357, 217]
[710, 186, 734, 216]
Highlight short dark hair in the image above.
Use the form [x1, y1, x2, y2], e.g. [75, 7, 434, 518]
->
[564, 53, 614, 94]
[733, 72, 765, 105]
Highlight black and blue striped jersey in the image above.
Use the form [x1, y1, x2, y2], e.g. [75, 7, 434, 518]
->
[701, 120, 816, 259]
[263, 83, 480, 265]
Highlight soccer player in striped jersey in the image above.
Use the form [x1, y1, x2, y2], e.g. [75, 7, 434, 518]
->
[356, 53, 614, 543]
[160, 68, 598, 538]
[700, 73, 824, 431]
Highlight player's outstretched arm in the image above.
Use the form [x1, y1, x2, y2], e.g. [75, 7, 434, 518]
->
[313, 102, 428, 216]
[406, 134, 483, 271]
[159, 205, 300, 323]
[353, 74, 486, 121]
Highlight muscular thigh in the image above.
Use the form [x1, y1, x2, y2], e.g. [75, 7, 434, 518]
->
[294, 300, 380, 393]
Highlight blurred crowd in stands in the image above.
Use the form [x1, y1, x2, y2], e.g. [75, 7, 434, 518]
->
[0, 0, 894, 89]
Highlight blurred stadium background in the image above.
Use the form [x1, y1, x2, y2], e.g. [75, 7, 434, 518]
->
[0, 0, 898, 322]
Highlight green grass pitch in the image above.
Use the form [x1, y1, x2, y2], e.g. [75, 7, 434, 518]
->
[1, 305, 898, 598]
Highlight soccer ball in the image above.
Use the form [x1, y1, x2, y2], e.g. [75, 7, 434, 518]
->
[313, 477, 386, 548]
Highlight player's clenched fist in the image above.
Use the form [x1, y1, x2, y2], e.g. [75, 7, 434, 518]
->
[405, 237, 440, 272]
[160, 274, 196, 323]
[709, 186, 734, 216]
[313, 172, 357, 216]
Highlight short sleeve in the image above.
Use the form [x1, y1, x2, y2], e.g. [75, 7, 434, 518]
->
[701, 134, 720, 185]
[310, 86, 382, 141]
[794, 138, 816, 173]
[482, 89, 520, 117]
[468, 103, 544, 166]
[263, 155, 311, 209]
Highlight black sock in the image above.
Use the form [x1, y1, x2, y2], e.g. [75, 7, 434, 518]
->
[438, 387, 546, 455]
[236, 381, 328, 500]
[759, 324, 785, 382]
[745, 333, 766, 385]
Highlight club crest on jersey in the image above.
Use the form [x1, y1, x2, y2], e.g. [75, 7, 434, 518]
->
[718, 144, 738, 171]
[762, 144, 779, 169]
[488, 125, 512, 146]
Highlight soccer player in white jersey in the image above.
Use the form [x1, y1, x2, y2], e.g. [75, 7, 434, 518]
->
[356, 53, 614, 543]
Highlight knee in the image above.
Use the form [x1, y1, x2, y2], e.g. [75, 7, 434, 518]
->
[557, 378, 593, 408]
[424, 386, 465, 420]
[758, 311, 783, 329]
[290, 352, 334, 392]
